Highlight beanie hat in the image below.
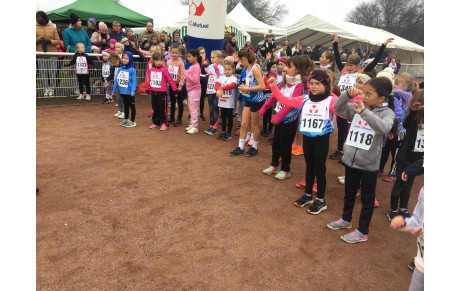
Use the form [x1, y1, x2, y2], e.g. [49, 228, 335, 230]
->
[88, 17, 97, 27]
[224, 56, 234, 63]
[310, 69, 331, 89]
[376, 67, 395, 86]
[115, 42, 124, 50]
[70, 13, 80, 25]
[120, 37, 129, 44]
[267, 62, 276, 73]
[98, 22, 108, 31]
[357, 73, 372, 85]
[109, 39, 117, 45]
[141, 38, 149, 47]
[91, 45, 100, 53]
[278, 58, 287, 64]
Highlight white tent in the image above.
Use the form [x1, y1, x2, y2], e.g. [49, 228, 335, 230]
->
[283, 13, 424, 63]
[228, 3, 287, 36]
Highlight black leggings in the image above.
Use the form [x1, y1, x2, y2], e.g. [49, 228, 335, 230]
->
[151, 91, 167, 125]
[121, 94, 136, 122]
[169, 85, 183, 120]
[200, 76, 207, 115]
[336, 116, 349, 151]
[220, 107, 234, 133]
[379, 137, 399, 172]
[343, 166, 378, 235]
[208, 93, 219, 127]
[263, 109, 273, 132]
[271, 121, 298, 172]
[77, 74, 90, 94]
[303, 133, 330, 199]
[390, 162, 416, 210]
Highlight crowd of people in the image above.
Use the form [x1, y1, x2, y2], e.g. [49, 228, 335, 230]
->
[36, 11, 425, 290]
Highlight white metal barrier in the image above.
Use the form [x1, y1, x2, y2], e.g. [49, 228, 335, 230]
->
[36, 52, 149, 98]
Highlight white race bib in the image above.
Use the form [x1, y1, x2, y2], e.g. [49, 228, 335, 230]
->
[338, 72, 358, 93]
[168, 65, 179, 82]
[76, 56, 88, 74]
[117, 71, 129, 88]
[346, 114, 375, 150]
[300, 104, 326, 133]
[150, 71, 162, 88]
[102, 63, 110, 78]
[207, 74, 216, 91]
[274, 102, 284, 113]
[414, 129, 424, 152]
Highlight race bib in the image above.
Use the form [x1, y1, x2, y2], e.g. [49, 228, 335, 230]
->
[168, 65, 178, 82]
[414, 129, 424, 152]
[207, 74, 216, 91]
[117, 71, 129, 88]
[274, 101, 284, 113]
[300, 104, 326, 133]
[102, 64, 110, 78]
[338, 72, 358, 93]
[150, 71, 162, 88]
[345, 114, 375, 150]
[76, 56, 88, 74]
[222, 89, 232, 98]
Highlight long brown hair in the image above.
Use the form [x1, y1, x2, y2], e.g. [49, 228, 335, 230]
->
[282, 56, 307, 87]
[406, 90, 424, 129]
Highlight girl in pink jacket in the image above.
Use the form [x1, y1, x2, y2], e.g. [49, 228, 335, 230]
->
[146, 52, 177, 131]
[184, 49, 202, 134]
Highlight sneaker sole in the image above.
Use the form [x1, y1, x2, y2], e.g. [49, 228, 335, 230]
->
[294, 200, 313, 207]
[307, 205, 327, 215]
[327, 223, 352, 230]
[275, 174, 290, 180]
[340, 235, 368, 243]
[263, 169, 279, 175]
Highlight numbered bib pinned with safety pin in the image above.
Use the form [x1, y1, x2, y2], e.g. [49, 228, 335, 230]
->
[300, 103, 327, 133]
[346, 114, 375, 150]
[414, 129, 424, 152]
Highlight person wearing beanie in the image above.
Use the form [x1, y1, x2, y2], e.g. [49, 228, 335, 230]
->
[103, 38, 118, 53]
[91, 22, 110, 51]
[63, 13, 91, 94]
[266, 68, 337, 214]
[114, 42, 124, 59]
[86, 17, 97, 38]
[138, 38, 151, 57]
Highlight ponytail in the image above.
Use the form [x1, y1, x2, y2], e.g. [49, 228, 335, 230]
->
[387, 92, 395, 111]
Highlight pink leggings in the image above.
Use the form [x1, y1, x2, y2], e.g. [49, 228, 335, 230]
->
[187, 89, 201, 128]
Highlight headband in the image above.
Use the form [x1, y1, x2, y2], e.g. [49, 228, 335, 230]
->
[278, 58, 287, 64]
[310, 70, 330, 88]
[357, 74, 371, 84]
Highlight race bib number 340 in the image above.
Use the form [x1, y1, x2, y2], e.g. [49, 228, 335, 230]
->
[300, 104, 326, 133]
[345, 114, 375, 150]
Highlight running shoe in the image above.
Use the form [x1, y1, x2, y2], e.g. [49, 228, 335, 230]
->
[341, 229, 368, 243]
[327, 218, 352, 230]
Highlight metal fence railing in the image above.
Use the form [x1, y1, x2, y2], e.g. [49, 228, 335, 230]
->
[36, 52, 149, 98]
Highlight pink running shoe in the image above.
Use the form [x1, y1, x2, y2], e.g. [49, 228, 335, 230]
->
[312, 182, 318, 194]
[147, 109, 153, 117]
[160, 123, 168, 131]
[296, 178, 306, 189]
[374, 199, 380, 207]
[149, 124, 159, 129]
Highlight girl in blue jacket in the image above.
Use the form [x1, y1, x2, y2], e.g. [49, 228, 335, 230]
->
[113, 51, 137, 128]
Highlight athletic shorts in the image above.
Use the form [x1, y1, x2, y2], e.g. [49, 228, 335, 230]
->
[244, 100, 264, 112]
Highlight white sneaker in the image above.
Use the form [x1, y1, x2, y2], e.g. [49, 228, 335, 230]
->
[337, 175, 345, 181]
[118, 112, 125, 119]
[48, 89, 54, 96]
[187, 127, 199, 134]
[44, 89, 50, 96]
[85, 94, 91, 101]
[77, 94, 84, 100]
[74, 89, 80, 95]
[185, 125, 193, 131]
[114, 111, 121, 117]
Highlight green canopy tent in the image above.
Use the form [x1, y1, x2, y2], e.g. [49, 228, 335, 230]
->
[46, 0, 153, 27]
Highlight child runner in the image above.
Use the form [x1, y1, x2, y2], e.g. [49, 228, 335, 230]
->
[184, 49, 202, 134]
[204, 50, 224, 135]
[146, 52, 177, 131]
[166, 44, 186, 126]
[112, 51, 137, 128]
[261, 62, 277, 137]
[229, 48, 266, 157]
[330, 34, 393, 160]
[260, 56, 306, 180]
[215, 61, 238, 140]
[327, 77, 396, 243]
[198, 47, 209, 121]
[101, 51, 114, 104]
[108, 52, 123, 119]
[146, 45, 165, 118]
[268, 69, 337, 214]
[64, 43, 94, 100]
[319, 51, 336, 71]
[387, 91, 423, 220]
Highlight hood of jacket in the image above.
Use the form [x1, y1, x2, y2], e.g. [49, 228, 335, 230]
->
[121, 51, 134, 69]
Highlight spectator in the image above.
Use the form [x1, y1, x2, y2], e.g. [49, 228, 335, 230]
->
[260, 35, 275, 58]
[255, 48, 262, 59]
[138, 22, 159, 45]
[396, 59, 401, 74]
[312, 44, 324, 61]
[126, 28, 138, 48]
[169, 30, 185, 46]
[292, 42, 303, 56]
[159, 33, 170, 51]
[284, 39, 292, 57]
[36, 10, 60, 97]
[338, 46, 343, 55]
[91, 22, 110, 52]
[368, 49, 377, 59]
[327, 46, 333, 54]
[109, 21, 127, 42]
[225, 35, 237, 57]
[150, 35, 159, 46]
[86, 17, 97, 38]
[63, 13, 91, 53]
[243, 40, 255, 52]
[264, 29, 275, 41]
[121, 37, 144, 62]
[304, 45, 314, 59]
[223, 32, 235, 50]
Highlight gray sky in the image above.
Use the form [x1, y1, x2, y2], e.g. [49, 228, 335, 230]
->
[36, 0, 356, 27]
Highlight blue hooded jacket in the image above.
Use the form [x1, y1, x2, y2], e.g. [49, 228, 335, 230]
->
[112, 51, 137, 96]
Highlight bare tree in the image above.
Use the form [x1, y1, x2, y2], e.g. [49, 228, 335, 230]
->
[346, 0, 424, 45]
[179, 0, 287, 25]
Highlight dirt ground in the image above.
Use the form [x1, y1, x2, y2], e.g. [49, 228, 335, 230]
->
[37, 94, 423, 290]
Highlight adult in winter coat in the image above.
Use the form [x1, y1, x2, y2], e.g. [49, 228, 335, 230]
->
[36, 10, 61, 97]
[312, 44, 324, 61]
[109, 21, 127, 42]
[138, 22, 160, 45]
[225, 35, 237, 57]
[91, 22, 110, 52]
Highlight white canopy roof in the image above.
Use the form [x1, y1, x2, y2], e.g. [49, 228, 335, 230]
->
[285, 13, 424, 53]
[228, 3, 287, 36]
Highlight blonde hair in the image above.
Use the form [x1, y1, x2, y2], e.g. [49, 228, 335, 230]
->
[75, 43, 85, 51]
[396, 73, 419, 94]
[211, 50, 223, 64]
[150, 45, 161, 53]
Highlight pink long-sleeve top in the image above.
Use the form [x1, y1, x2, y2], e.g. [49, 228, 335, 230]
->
[269, 84, 338, 116]
[166, 58, 185, 87]
[146, 65, 177, 92]
[259, 82, 304, 124]
[184, 63, 201, 91]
